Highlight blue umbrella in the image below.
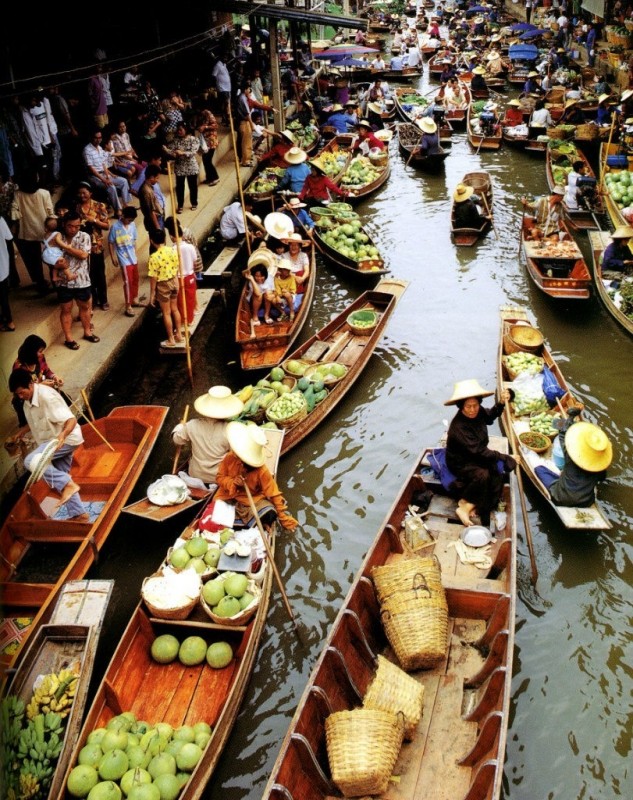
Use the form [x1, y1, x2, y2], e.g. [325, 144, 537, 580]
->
[511, 22, 537, 32]
[468, 5, 490, 11]
[519, 29, 550, 40]
[330, 56, 370, 67]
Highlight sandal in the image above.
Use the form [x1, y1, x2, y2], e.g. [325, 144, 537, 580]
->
[191, 205, 198, 211]
[264, 317, 273, 325]
[64, 340, 80, 350]
[83, 334, 100, 343]
[176, 208, 183, 214]
[124, 308, 135, 317]
[0, 323, 16, 332]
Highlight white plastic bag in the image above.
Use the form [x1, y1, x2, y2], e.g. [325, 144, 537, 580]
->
[510, 372, 549, 416]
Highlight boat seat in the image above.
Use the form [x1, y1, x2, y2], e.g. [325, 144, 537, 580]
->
[464, 629, 510, 690]
[463, 666, 507, 722]
[457, 710, 503, 766]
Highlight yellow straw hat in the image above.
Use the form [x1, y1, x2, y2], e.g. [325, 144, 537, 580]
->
[194, 386, 244, 419]
[472, 66, 486, 75]
[453, 183, 475, 203]
[444, 379, 494, 405]
[564, 422, 613, 472]
[508, 99, 522, 107]
[226, 421, 270, 467]
[611, 225, 633, 239]
[247, 247, 276, 270]
[284, 146, 308, 165]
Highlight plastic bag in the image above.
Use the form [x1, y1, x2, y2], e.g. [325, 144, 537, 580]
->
[147, 475, 190, 506]
[542, 364, 565, 407]
[511, 372, 549, 416]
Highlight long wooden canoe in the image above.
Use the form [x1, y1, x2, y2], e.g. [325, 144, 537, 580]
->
[498, 306, 611, 529]
[313, 211, 389, 279]
[545, 142, 603, 230]
[435, 81, 470, 127]
[520, 214, 592, 299]
[339, 152, 391, 202]
[264, 278, 407, 456]
[0, 405, 168, 676]
[588, 229, 633, 337]
[58, 428, 284, 800]
[4, 580, 113, 796]
[397, 121, 449, 171]
[235, 241, 317, 371]
[451, 171, 493, 246]
[467, 101, 502, 150]
[264, 436, 517, 800]
[394, 87, 453, 143]
[599, 142, 633, 231]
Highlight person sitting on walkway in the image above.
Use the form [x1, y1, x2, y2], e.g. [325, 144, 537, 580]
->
[172, 385, 244, 487]
[11, 334, 65, 425]
[147, 228, 183, 348]
[83, 128, 132, 217]
[215, 422, 298, 531]
[7, 369, 89, 521]
[219, 198, 262, 244]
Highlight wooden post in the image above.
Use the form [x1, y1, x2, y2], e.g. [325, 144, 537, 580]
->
[269, 20, 283, 133]
[227, 103, 252, 257]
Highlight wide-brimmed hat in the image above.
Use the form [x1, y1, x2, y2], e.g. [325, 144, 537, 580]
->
[472, 66, 486, 75]
[279, 129, 296, 143]
[473, 15, 484, 23]
[564, 98, 578, 109]
[310, 157, 328, 174]
[486, 51, 500, 61]
[552, 186, 565, 196]
[444, 379, 494, 405]
[264, 212, 294, 240]
[611, 225, 633, 238]
[330, 103, 344, 112]
[490, 33, 502, 42]
[417, 117, 437, 134]
[367, 101, 384, 115]
[247, 247, 276, 271]
[356, 119, 373, 129]
[226, 421, 270, 468]
[194, 386, 244, 420]
[598, 93, 612, 104]
[453, 183, 474, 203]
[283, 231, 309, 247]
[621, 88, 633, 102]
[557, 47, 566, 53]
[508, 99, 522, 107]
[344, 100, 358, 107]
[276, 258, 300, 273]
[287, 197, 306, 209]
[284, 146, 307, 165]
[565, 422, 612, 472]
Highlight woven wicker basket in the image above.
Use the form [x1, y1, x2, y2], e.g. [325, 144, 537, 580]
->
[141, 571, 200, 620]
[265, 393, 308, 428]
[200, 574, 261, 627]
[519, 431, 551, 454]
[363, 655, 424, 741]
[575, 123, 600, 141]
[503, 323, 544, 355]
[325, 708, 404, 797]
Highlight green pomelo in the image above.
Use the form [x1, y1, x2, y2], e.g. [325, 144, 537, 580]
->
[87, 728, 107, 746]
[213, 596, 241, 618]
[192, 722, 211, 737]
[178, 636, 207, 666]
[203, 547, 221, 567]
[173, 725, 195, 743]
[169, 547, 190, 569]
[175, 743, 203, 772]
[101, 729, 129, 753]
[175, 774, 190, 789]
[185, 538, 208, 558]
[330, 363, 346, 377]
[239, 591, 255, 610]
[87, 781, 122, 800]
[127, 734, 140, 748]
[127, 784, 161, 800]
[126, 746, 151, 770]
[99, 748, 129, 781]
[67, 765, 99, 798]
[223, 573, 248, 599]
[270, 367, 284, 382]
[120, 768, 151, 797]
[163, 740, 185, 758]
[154, 723, 173, 740]
[148, 753, 177, 779]
[152, 773, 182, 800]
[107, 716, 132, 733]
[206, 642, 233, 669]
[219, 528, 233, 544]
[78, 743, 103, 768]
[150, 635, 180, 665]
[202, 579, 225, 607]
[187, 557, 207, 574]
[194, 732, 211, 749]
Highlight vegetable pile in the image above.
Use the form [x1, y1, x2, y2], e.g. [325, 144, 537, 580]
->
[317, 216, 382, 266]
[247, 167, 285, 195]
[340, 155, 383, 191]
[519, 431, 551, 451]
[604, 170, 633, 218]
[529, 411, 561, 437]
[503, 352, 544, 377]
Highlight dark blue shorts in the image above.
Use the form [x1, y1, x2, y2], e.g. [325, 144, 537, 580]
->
[56, 285, 92, 304]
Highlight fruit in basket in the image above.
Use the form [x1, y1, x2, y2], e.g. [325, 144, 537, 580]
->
[341, 156, 381, 188]
[206, 641, 234, 669]
[178, 636, 207, 666]
[99, 750, 129, 781]
[204, 546, 221, 567]
[68, 765, 100, 797]
[202, 577, 225, 607]
[120, 768, 152, 796]
[270, 366, 284, 382]
[224, 572, 248, 597]
[150, 635, 180, 665]
[88, 782, 122, 800]
[213, 595, 242, 618]
[187, 557, 207, 574]
[175, 743, 202, 772]
[152, 774, 181, 800]
[239, 591, 255, 610]
[266, 392, 306, 422]
[185, 537, 208, 558]
[219, 528, 234, 544]
[128, 784, 160, 800]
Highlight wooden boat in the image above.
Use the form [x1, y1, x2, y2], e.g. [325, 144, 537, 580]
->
[428, 50, 456, 78]
[57, 428, 284, 800]
[394, 87, 453, 143]
[451, 171, 493, 245]
[158, 286, 216, 356]
[498, 306, 611, 529]
[397, 121, 449, 171]
[243, 166, 286, 205]
[435, 81, 470, 128]
[545, 142, 603, 230]
[368, 66, 424, 83]
[589, 229, 633, 337]
[263, 279, 408, 456]
[0, 405, 168, 676]
[234, 241, 317, 371]
[4, 580, 113, 796]
[600, 141, 633, 231]
[368, 21, 392, 33]
[313, 209, 389, 278]
[339, 151, 391, 203]
[313, 134, 353, 183]
[458, 70, 491, 100]
[467, 101, 502, 150]
[502, 125, 547, 155]
[520, 214, 592, 299]
[263, 436, 517, 800]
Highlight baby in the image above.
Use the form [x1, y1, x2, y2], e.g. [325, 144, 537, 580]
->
[41, 216, 72, 283]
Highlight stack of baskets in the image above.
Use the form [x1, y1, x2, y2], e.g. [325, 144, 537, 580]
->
[575, 123, 600, 141]
[503, 323, 544, 355]
[371, 556, 448, 671]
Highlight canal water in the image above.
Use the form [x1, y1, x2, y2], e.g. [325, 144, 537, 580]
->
[87, 79, 633, 799]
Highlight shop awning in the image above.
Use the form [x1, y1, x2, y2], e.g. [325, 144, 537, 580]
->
[211, 0, 367, 30]
[581, 0, 605, 19]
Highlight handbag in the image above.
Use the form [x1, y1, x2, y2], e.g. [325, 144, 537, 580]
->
[197, 131, 209, 153]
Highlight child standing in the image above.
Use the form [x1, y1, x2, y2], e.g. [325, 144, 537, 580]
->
[108, 206, 140, 317]
[147, 228, 183, 348]
[271, 259, 297, 322]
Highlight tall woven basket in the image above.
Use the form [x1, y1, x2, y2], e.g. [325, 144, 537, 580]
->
[363, 655, 424, 741]
[325, 708, 404, 797]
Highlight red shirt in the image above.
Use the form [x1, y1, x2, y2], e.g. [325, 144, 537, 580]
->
[258, 141, 292, 168]
[353, 131, 385, 151]
[299, 174, 346, 202]
[504, 107, 524, 127]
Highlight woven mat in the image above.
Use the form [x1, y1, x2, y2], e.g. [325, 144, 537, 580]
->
[0, 615, 33, 660]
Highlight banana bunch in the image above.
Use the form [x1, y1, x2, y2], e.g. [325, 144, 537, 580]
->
[236, 385, 254, 403]
[15, 771, 40, 800]
[11, 712, 64, 799]
[1, 694, 26, 798]
[26, 668, 78, 720]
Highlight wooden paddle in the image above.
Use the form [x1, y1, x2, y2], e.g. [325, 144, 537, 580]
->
[171, 405, 190, 474]
[243, 483, 302, 638]
[406, 135, 424, 167]
[479, 191, 499, 240]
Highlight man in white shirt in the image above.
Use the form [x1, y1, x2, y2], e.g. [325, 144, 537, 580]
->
[21, 91, 60, 185]
[8, 371, 88, 520]
[212, 57, 232, 123]
[83, 129, 131, 215]
[219, 200, 261, 242]
[406, 45, 422, 68]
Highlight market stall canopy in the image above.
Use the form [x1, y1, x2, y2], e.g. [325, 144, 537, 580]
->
[314, 45, 381, 58]
[328, 56, 371, 67]
[511, 22, 538, 32]
[519, 29, 550, 40]
[509, 44, 539, 60]
[582, 0, 605, 18]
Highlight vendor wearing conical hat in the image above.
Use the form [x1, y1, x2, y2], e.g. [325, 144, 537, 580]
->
[215, 422, 298, 531]
[453, 183, 490, 229]
[172, 386, 245, 486]
[602, 226, 633, 272]
[444, 380, 516, 527]
[258, 129, 297, 168]
[415, 116, 443, 156]
[278, 147, 311, 194]
[351, 119, 386, 155]
[540, 419, 612, 508]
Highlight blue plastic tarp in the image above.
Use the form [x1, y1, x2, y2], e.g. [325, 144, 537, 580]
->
[519, 29, 550, 39]
[509, 44, 539, 60]
[511, 22, 537, 32]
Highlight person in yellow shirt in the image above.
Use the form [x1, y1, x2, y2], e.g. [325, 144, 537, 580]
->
[147, 228, 183, 347]
[271, 259, 298, 322]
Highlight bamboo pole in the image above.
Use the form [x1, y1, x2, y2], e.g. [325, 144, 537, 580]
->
[600, 114, 617, 194]
[77, 389, 115, 451]
[227, 102, 252, 256]
[166, 162, 194, 389]
[171, 405, 190, 474]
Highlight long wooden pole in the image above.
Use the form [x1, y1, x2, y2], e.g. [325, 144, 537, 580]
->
[480, 190, 499, 240]
[166, 163, 194, 388]
[505, 408, 538, 585]
[243, 483, 301, 635]
[171, 405, 189, 474]
[79, 389, 115, 451]
[227, 102, 252, 256]
[600, 114, 617, 194]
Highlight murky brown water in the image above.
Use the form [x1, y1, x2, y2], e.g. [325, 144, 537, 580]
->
[89, 73, 633, 800]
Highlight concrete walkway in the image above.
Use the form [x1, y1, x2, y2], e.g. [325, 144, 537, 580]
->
[1, 127, 258, 493]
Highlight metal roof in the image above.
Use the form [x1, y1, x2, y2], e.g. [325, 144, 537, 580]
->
[212, 1, 367, 30]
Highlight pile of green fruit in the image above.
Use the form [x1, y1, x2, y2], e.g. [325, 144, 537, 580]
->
[347, 309, 378, 330]
[201, 572, 258, 620]
[287, 122, 318, 150]
[400, 93, 429, 109]
[168, 536, 220, 576]
[318, 219, 382, 264]
[151, 633, 234, 668]
[65, 712, 216, 800]
[305, 362, 347, 384]
[265, 391, 307, 423]
[529, 411, 562, 437]
[604, 170, 633, 212]
[282, 359, 312, 376]
[340, 156, 382, 190]
[314, 150, 347, 177]
[247, 168, 285, 196]
[503, 352, 544, 377]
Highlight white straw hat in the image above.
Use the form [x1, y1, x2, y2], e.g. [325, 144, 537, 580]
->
[444, 379, 494, 405]
[194, 386, 244, 419]
[264, 212, 294, 240]
[227, 421, 270, 467]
